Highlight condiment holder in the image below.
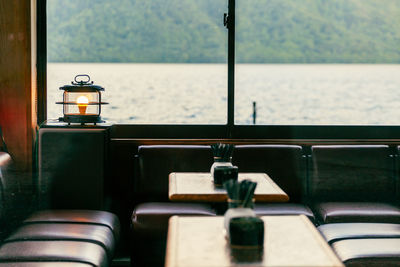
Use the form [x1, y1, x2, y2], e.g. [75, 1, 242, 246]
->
[213, 165, 238, 187]
[223, 179, 264, 256]
[210, 143, 234, 177]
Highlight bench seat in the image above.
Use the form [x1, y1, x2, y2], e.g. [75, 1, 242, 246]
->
[318, 222, 400, 244]
[332, 238, 400, 266]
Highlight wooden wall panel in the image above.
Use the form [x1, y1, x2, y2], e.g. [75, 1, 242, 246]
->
[0, 0, 36, 171]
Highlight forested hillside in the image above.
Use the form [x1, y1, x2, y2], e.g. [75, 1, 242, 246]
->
[47, 0, 400, 63]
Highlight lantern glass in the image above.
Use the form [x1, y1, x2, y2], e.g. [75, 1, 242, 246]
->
[63, 91, 100, 116]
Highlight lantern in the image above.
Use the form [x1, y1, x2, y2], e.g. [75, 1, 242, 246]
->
[57, 74, 108, 124]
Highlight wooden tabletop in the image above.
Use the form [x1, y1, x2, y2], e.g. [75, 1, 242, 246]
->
[165, 215, 344, 267]
[169, 172, 289, 202]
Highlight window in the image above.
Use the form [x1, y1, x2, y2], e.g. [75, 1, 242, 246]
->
[235, 0, 400, 125]
[47, 0, 227, 124]
[42, 0, 400, 138]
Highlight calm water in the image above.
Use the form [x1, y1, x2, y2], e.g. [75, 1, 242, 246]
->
[47, 63, 400, 125]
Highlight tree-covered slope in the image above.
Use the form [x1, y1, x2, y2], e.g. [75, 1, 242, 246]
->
[47, 0, 400, 63]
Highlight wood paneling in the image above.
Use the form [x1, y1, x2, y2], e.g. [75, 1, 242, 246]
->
[0, 0, 37, 171]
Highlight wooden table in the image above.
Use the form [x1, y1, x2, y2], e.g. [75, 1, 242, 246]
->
[165, 215, 344, 267]
[169, 172, 289, 202]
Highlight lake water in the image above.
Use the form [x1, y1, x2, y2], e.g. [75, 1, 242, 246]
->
[47, 63, 400, 125]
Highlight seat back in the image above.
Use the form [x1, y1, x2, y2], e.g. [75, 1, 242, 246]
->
[232, 145, 305, 203]
[136, 145, 213, 202]
[309, 145, 395, 202]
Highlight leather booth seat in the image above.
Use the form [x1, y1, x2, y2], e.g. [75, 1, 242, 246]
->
[132, 145, 221, 266]
[0, 240, 108, 266]
[0, 152, 121, 266]
[254, 203, 315, 223]
[332, 238, 400, 267]
[233, 145, 305, 203]
[314, 202, 400, 224]
[132, 202, 216, 236]
[309, 145, 399, 224]
[131, 144, 315, 266]
[0, 209, 120, 266]
[234, 145, 315, 222]
[23, 209, 120, 242]
[318, 223, 400, 244]
[318, 222, 400, 266]
[5, 223, 115, 259]
[131, 202, 216, 267]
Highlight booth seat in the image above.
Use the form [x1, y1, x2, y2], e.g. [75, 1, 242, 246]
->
[332, 238, 400, 266]
[0, 209, 120, 267]
[131, 145, 217, 267]
[131, 144, 317, 266]
[0, 152, 120, 267]
[318, 223, 400, 244]
[318, 223, 400, 266]
[308, 145, 400, 224]
[233, 145, 315, 222]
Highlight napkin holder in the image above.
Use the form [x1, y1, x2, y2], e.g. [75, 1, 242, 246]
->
[213, 165, 238, 186]
[229, 217, 264, 248]
[229, 216, 264, 262]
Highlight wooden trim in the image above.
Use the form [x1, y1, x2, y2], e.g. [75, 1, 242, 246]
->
[0, 0, 37, 170]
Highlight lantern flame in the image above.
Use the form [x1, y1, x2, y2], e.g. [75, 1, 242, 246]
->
[77, 95, 89, 115]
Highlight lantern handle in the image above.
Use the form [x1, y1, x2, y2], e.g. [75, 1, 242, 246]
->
[72, 74, 93, 85]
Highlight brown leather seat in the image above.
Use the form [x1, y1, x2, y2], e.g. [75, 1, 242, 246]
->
[131, 202, 216, 267]
[234, 145, 315, 222]
[314, 202, 400, 224]
[6, 223, 115, 258]
[309, 145, 398, 224]
[332, 238, 400, 266]
[254, 203, 315, 223]
[233, 145, 305, 203]
[135, 145, 213, 202]
[132, 145, 217, 267]
[318, 223, 400, 244]
[23, 209, 120, 242]
[0, 240, 108, 267]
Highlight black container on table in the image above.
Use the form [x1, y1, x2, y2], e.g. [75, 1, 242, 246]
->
[213, 165, 238, 186]
[229, 216, 264, 262]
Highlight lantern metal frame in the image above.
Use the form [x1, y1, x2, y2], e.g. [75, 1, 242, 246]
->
[56, 74, 108, 124]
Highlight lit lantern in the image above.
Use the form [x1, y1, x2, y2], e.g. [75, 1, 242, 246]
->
[57, 74, 108, 124]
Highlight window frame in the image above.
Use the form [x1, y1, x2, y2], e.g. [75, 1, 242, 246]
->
[37, 0, 400, 140]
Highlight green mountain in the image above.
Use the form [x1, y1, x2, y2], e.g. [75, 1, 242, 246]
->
[47, 0, 400, 63]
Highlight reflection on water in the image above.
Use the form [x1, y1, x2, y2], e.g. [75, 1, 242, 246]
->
[48, 63, 400, 125]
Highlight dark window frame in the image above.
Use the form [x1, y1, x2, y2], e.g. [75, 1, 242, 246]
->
[37, 0, 400, 140]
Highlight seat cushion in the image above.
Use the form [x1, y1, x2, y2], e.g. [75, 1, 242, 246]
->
[132, 202, 216, 236]
[314, 202, 400, 224]
[23, 210, 120, 241]
[253, 203, 315, 223]
[332, 238, 400, 267]
[5, 223, 115, 258]
[318, 223, 400, 244]
[0, 240, 107, 267]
